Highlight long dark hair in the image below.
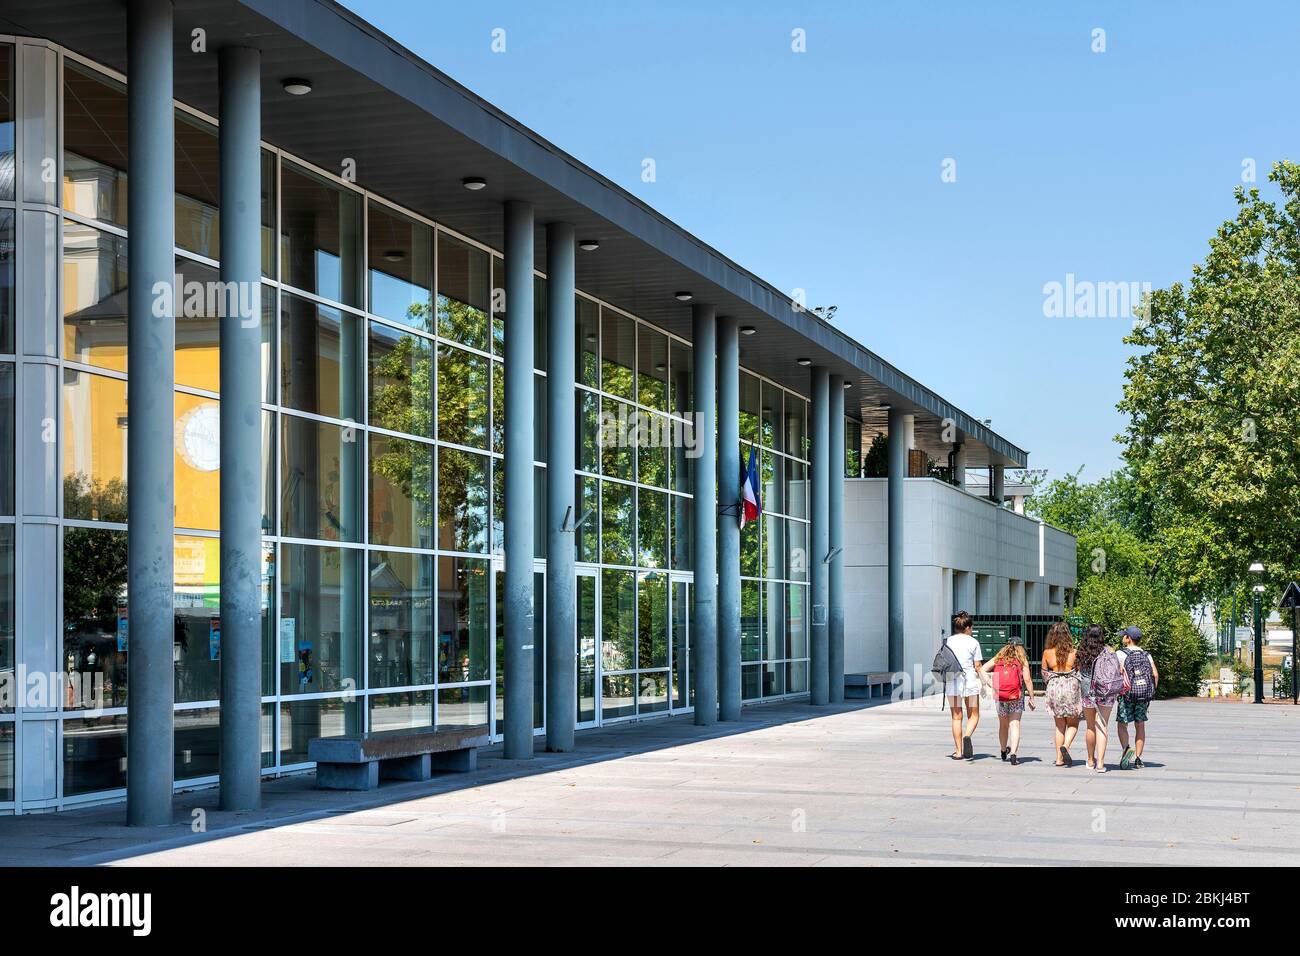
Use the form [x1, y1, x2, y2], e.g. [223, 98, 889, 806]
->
[1043, 621, 1075, 670]
[1076, 623, 1106, 672]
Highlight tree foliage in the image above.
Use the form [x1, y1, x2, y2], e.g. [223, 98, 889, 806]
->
[1119, 161, 1300, 604]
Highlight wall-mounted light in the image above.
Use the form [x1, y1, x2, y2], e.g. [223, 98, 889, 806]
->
[674, 291, 693, 302]
[282, 78, 313, 95]
[462, 176, 487, 191]
[579, 239, 600, 251]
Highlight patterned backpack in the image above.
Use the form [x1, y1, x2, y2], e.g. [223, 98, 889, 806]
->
[1090, 647, 1128, 701]
[1124, 648, 1156, 702]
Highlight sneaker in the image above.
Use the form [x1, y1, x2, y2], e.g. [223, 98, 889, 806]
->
[1120, 747, 1137, 770]
[1134, 757, 1144, 769]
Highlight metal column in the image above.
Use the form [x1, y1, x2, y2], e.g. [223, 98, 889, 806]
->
[828, 375, 845, 703]
[691, 304, 718, 725]
[125, 0, 176, 827]
[809, 366, 829, 705]
[217, 45, 263, 811]
[544, 222, 576, 752]
[887, 406, 907, 676]
[503, 200, 535, 759]
[716, 316, 740, 721]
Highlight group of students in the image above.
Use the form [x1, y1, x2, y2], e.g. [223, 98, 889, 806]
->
[936, 611, 1158, 770]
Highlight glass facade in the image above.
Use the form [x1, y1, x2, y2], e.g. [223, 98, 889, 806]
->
[0, 45, 824, 810]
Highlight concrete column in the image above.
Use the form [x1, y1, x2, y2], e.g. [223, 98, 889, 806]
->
[828, 375, 845, 703]
[217, 46, 263, 811]
[951, 441, 966, 486]
[544, 222, 576, 752]
[691, 304, 718, 725]
[503, 201, 535, 759]
[887, 406, 906, 675]
[716, 316, 740, 721]
[809, 366, 829, 705]
[125, 0, 175, 827]
[992, 464, 1005, 505]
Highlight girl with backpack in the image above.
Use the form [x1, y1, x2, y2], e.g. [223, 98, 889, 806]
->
[1077, 624, 1128, 773]
[1116, 626, 1158, 769]
[1041, 622, 1082, 767]
[978, 638, 1035, 765]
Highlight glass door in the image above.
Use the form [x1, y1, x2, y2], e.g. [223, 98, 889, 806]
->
[576, 569, 598, 727]
[671, 578, 691, 712]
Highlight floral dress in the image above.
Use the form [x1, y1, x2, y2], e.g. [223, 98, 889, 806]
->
[1044, 667, 1082, 719]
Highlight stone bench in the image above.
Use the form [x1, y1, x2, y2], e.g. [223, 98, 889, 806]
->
[308, 725, 490, 791]
[844, 672, 898, 700]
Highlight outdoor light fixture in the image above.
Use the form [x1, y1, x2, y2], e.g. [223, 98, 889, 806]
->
[797, 357, 812, 366]
[462, 177, 487, 190]
[843, 381, 853, 389]
[282, 78, 312, 95]
[579, 239, 600, 251]
[674, 291, 693, 302]
[740, 325, 757, 335]
[585, 333, 597, 343]
[654, 363, 667, 372]
[383, 250, 405, 262]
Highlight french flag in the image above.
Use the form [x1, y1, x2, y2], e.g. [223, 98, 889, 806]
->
[740, 445, 762, 528]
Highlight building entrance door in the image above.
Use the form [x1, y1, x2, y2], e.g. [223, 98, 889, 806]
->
[576, 569, 598, 727]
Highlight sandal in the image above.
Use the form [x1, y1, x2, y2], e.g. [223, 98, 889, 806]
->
[1009, 754, 1019, 766]
[1060, 747, 1073, 768]
[962, 736, 973, 759]
[1000, 747, 1009, 762]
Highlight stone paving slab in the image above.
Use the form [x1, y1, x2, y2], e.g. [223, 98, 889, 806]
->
[1, 696, 1298, 866]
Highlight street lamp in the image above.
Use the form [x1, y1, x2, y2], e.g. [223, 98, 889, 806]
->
[1250, 562, 1265, 704]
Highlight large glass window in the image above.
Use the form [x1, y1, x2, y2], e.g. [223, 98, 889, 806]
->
[436, 232, 490, 351]
[601, 309, 635, 399]
[280, 413, 363, 542]
[64, 716, 127, 796]
[368, 550, 434, 688]
[173, 535, 221, 703]
[0, 45, 12, 203]
[0, 363, 12, 515]
[63, 64, 128, 228]
[281, 292, 362, 421]
[174, 392, 221, 531]
[62, 220, 127, 373]
[62, 370, 128, 522]
[368, 320, 433, 438]
[601, 569, 636, 673]
[280, 161, 362, 307]
[0, 210, 12, 354]
[576, 296, 599, 388]
[174, 113, 219, 260]
[62, 526, 128, 710]
[601, 480, 634, 566]
[437, 556, 489, 683]
[368, 202, 432, 328]
[0, 526, 14, 714]
[437, 344, 489, 449]
[637, 325, 668, 411]
[369, 434, 433, 549]
[279, 543, 362, 695]
[437, 447, 489, 554]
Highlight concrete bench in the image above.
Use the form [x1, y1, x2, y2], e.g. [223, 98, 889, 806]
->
[308, 725, 490, 791]
[844, 672, 898, 700]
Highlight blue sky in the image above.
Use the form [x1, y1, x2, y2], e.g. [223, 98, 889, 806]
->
[343, 0, 1300, 481]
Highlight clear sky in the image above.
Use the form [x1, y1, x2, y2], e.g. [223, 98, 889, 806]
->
[342, 0, 1300, 481]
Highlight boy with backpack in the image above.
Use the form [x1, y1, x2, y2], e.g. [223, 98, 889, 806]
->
[1116, 626, 1159, 769]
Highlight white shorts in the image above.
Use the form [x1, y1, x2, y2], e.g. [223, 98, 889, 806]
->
[945, 673, 981, 699]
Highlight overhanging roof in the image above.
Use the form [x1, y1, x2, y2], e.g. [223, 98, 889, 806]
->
[2, 0, 1027, 468]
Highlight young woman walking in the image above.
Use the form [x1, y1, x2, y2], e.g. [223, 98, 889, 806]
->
[979, 638, 1035, 765]
[1077, 624, 1125, 773]
[1041, 622, 1082, 767]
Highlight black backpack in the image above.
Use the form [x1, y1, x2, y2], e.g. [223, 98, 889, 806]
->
[931, 636, 963, 707]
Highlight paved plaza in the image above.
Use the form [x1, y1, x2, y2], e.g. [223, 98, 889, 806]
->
[2, 696, 1298, 866]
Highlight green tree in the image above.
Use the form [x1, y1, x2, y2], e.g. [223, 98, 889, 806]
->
[1119, 161, 1300, 604]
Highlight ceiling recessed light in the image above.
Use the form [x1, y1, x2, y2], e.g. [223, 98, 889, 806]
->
[674, 291, 693, 302]
[282, 78, 312, 96]
[740, 325, 756, 335]
[796, 358, 812, 366]
[579, 239, 600, 251]
[462, 177, 487, 191]
[383, 249, 406, 263]
[585, 333, 598, 343]
[843, 381, 852, 389]
[654, 363, 667, 372]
